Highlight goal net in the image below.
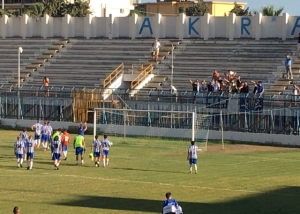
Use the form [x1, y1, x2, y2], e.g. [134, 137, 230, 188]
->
[93, 108, 214, 151]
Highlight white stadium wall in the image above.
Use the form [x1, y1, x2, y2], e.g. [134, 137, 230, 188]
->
[0, 13, 300, 39]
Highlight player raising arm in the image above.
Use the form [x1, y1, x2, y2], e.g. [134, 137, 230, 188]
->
[101, 134, 112, 167]
[26, 135, 36, 170]
[187, 141, 201, 174]
[52, 136, 62, 170]
[91, 135, 102, 167]
[73, 132, 86, 166]
[31, 119, 43, 148]
[14, 136, 26, 168]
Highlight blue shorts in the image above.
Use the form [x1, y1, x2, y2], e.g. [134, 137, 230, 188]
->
[41, 134, 49, 142]
[62, 146, 68, 151]
[75, 147, 83, 155]
[52, 153, 61, 160]
[189, 158, 197, 164]
[34, 134, 41, 140]
[27, 152, 34, 159]
[103, 150, 109, 156]
[16, 154, 23, 159]
[94, 152, 100, 158]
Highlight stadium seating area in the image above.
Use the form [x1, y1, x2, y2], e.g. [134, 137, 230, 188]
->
[160, 40, 300, 95]
[0, 38, 299, 96]
[0, 39, 65, 90]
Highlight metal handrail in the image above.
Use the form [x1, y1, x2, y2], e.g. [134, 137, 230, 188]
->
[130, 64, 153, 89]
[103, 63, 124, 88]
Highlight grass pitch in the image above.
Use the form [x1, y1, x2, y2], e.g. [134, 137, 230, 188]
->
[0, 130, 300, 214]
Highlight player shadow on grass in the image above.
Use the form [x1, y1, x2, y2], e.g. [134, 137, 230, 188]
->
[111, 167, 188, 174]
[54, 186, 300, 214]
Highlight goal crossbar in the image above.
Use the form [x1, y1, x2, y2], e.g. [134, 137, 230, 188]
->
[93, 108, 196, 141]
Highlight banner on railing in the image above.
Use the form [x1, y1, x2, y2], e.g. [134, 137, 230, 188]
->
[206, 93, 229, 109]
[240, 97, 263, 112]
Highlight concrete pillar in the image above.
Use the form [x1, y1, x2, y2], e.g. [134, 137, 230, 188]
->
[203, 13, 211, 40]
[227, 13, 236, 40]
[154, 13, 162, 39]
[282, 13, 289, 41]
[176, 13, 186, 39]
[21, 14, 29, 39]
[62, 14, 71, 39]
[107, 14, 114, 39]
[130, 13, 138, 40]
[41, 14, 50, 39]
[255, 13, 262, 40]
[0, 15, 8, 39]
[84, 14, 93, 39]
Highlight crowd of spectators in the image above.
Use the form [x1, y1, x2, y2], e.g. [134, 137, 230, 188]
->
[188, 70, 264, 96]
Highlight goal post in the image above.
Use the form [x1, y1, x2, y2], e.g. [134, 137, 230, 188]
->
[93, 108, 196, 142]
[92, 108, 220, 151]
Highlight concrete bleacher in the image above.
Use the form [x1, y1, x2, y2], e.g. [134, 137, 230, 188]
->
[29, 39, 174, 89]
[0, 39, 67, 90]
[158, 40, 298, 95]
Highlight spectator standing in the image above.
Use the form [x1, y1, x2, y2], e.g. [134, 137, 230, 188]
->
[189, 79, 199, 103]
[292, 84, 300, 96]
[285, 55, 293, 80]
[251, 80, 258, 94]
[201, 80, 207, 91]
[169, 84, 178, 103]
[240, 82, 249, 93]
[236, 76, 242, 89]
[43, 76, 50, 97]
[212, 81, 220, 92]
[207, 81, 213, 92]
[256, 81, 264, 95]
[150, 43, 155, 60]
[153, 39, 161, 61]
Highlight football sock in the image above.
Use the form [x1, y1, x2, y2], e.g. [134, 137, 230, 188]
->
[194, 164, 197, 172]
[106, 159, 109, 165]
[20, 158, 23, 164]
[103, 159, 106, 167]
[17, 158, 20, 164]
[24, 154, 27, 161]
[189, 164, 192, 172]
[30, 161, 33, 169]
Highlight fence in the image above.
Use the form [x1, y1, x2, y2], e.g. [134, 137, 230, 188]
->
[1, 87, 300, 135]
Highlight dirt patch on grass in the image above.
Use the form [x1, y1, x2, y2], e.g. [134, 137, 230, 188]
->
[207, 144, 299, 154]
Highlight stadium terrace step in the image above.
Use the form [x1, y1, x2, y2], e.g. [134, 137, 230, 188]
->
[48, 44, 64, 50]
[21, 68, 36, 73]
[26, 64, 42, 69]
[33, 59, 48, 64]
[44, 50, 58, 55]
[40, 54, 53, 58]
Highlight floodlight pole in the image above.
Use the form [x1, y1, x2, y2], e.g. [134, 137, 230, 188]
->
[2, 0, 4, 10]
[18, 47, 23, 120]
[171, 44, 174, 86]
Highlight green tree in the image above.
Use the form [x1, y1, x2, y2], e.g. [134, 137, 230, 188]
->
[259, 5, 284, 16]
[25, 0, 92, 17]
[185, 2, 209, 16]
[128, 9, 144, 17]
[230, 2, 250, 16]
[24, 2, 45, 17]
[0, 8, 19, 17]
[66, 0, 92, 17]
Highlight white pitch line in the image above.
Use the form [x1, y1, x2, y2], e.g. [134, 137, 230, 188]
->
[43, 172, 299, 198]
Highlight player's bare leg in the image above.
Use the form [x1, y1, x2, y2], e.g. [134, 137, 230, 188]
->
[80, 154, 84, 165]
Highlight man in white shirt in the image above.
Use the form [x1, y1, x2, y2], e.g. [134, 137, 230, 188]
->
[212, 81, 220, 92]
[153, 39, 161, 61]
[187, 141, 201, 174]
